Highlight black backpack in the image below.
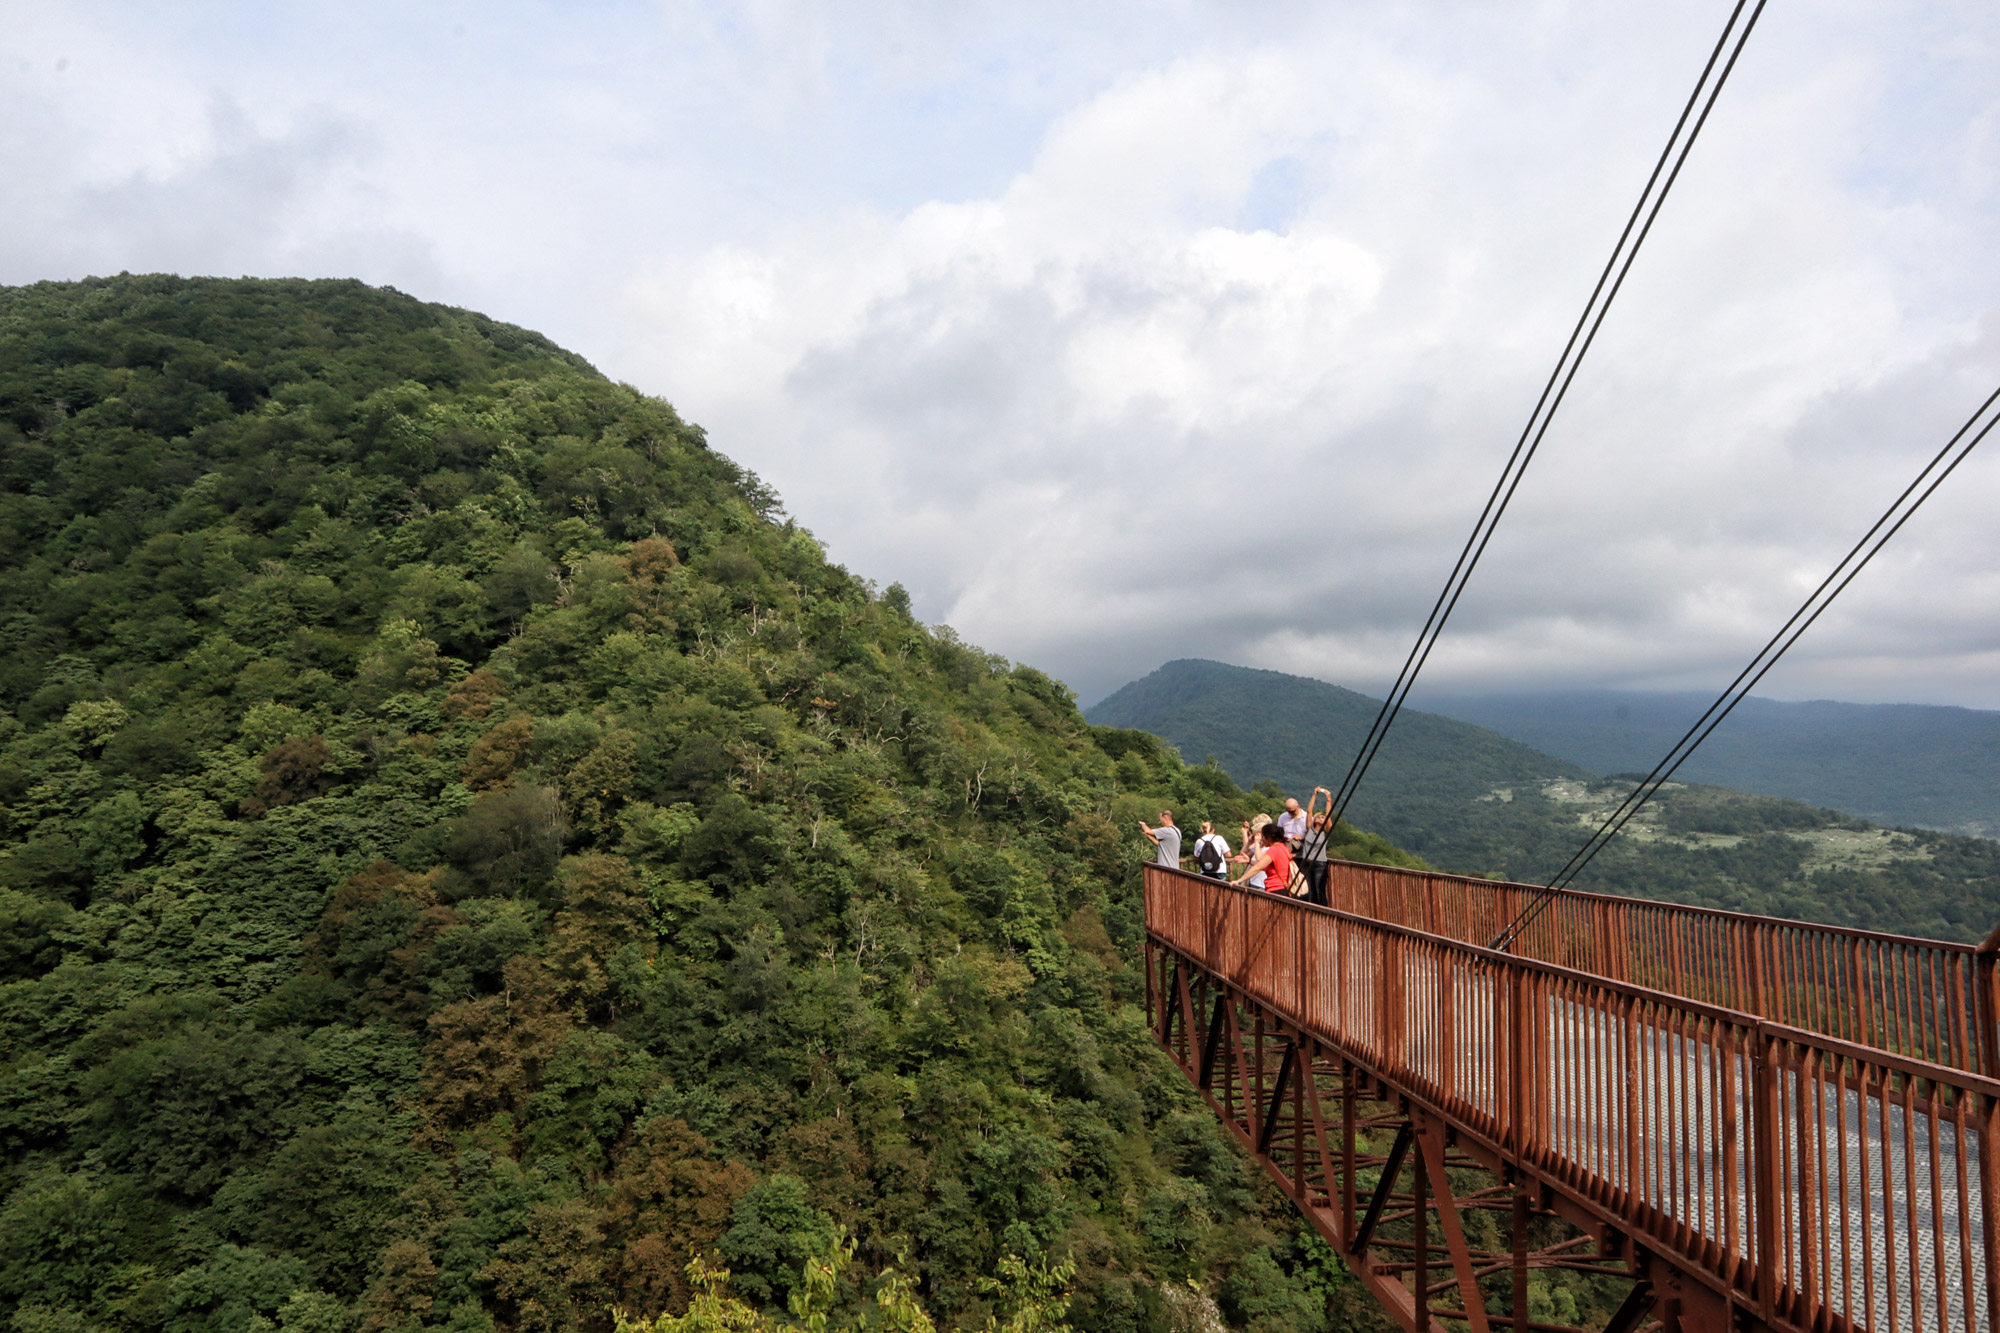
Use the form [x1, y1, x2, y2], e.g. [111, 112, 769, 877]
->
[1194, 837, 1224, 874]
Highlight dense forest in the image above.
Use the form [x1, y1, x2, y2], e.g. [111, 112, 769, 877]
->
[0, 277, 1421, 1333]
[1090, 659, 2000, 942]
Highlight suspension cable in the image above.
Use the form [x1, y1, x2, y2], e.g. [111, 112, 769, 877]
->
[1328, 0, 1769, 830]
[1489, 382, 2000, 953]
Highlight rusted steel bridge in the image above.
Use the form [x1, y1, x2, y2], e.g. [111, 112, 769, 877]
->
[1143, 860, 2000, 1333]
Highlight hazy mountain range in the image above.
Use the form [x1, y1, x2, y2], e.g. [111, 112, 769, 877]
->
[1086, 659, 2000, 940]
[1414, 689, 2000, 839]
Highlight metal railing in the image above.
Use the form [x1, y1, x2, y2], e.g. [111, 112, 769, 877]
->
[1145, 865, 2000, 1333]
[1314, 857, 2000, 1076]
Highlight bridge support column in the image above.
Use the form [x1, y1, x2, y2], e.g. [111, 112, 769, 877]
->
[1147, 937, 1670, 1333]
[1414, 1114, 1492, 1333]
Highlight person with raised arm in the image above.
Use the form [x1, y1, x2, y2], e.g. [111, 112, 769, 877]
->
[1138, 809, 1182, 869]
[1298, 791, 1335, 906]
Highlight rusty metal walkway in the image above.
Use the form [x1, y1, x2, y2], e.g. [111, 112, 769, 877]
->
[1143, 861, 2000, 1333]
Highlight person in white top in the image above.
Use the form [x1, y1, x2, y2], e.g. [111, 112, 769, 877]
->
[1189, 822, 1231, 880]
[1232, 815, 1271, 889]
[1278, 797, 1309, 849]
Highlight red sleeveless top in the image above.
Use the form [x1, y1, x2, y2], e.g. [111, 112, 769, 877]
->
[1264, 843, 1293, 893]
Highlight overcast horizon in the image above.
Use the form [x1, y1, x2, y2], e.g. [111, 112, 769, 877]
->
[5, 1, 1997, 710]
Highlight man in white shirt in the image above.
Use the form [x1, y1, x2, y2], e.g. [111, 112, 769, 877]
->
[1278, 798, 1308, 849]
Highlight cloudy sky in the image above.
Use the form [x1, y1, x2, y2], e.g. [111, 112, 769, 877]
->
[4, 1, 1997, 707]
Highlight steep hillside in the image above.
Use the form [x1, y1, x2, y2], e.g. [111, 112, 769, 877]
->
[0, 278, 1382, 1333]
[1418, 690, 2000, 839]
[1088, 660, 2000, 941]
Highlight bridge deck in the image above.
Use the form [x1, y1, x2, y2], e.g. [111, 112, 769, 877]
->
[1143, 862, 2000, 1333]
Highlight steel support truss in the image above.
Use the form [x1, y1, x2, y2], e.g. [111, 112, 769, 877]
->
[1149, 938, 1740, 1333]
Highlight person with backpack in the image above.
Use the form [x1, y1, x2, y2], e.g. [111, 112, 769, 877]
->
[1190, 822, 1230, 880]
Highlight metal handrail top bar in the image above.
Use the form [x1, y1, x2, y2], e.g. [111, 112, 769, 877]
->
[1315, 852, 1981, 954]
[1150, 862, 2000, 1084]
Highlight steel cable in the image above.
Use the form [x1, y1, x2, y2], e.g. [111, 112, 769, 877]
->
[1489, 382, 2000, 953]
[1328, 0, 1769, 830]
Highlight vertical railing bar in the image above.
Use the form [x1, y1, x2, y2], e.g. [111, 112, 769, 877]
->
[1604, 984, 1620, 1190]
[1906, 1073, 1925, 1333]
[1920, 948, 1937, 1065]
[1721, 1017, 1743, 1272]
[1653, 998, 1669, 1224]
[1814, 930, 1832, 1048]
[1706, 1018, 1722, 1253]
[1835, 1052, 1857, 1331]
[1979, 1090, 2000, 1333]
[1960, 1088, 1976, 1333]
[1952, 1081, 1975, 1333]
[1903, 946, 1924, 1063]
[1753, 920, 1772, 1023]
[1692, 1013, 1709, 1244]
[1752, 1024, 1784, 1320]
[1889, 944, 1904, 1064]
[1949, 954, 1971, 1077]
[1669, 1002, 1687, 1242]
[1554, 977, 1569, 1175]
[1624, 991, 1642, 1211]
[1886, 1064, 1906, 1333]
[1773, 926, 1789, 1028]
[1581, 983, 1598, 1187]
[1950, 949, 1970, 1074]
[1796, 928, 1813, 1043]
[1929, 1078, 1950, 1333]
[1857, 938, 1875, 1053]
[1858, 1058, 1880, 1333]
[1804, 1049, 1827, 1327]
[1774, 1039, 1794, 1315]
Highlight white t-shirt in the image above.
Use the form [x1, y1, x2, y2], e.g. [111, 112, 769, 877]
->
[1192, 833, 1230, 871]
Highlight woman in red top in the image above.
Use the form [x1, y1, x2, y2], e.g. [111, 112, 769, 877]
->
[1233, 822, 1296, 895]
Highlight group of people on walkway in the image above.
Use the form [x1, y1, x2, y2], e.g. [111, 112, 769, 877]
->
[1137, 791, 1335, 907]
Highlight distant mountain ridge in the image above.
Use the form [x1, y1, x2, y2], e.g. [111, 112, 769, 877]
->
[1086, 659, 2000, 941]
[1416, 689, 2000, 839]
[1087, 656, 1586, 819]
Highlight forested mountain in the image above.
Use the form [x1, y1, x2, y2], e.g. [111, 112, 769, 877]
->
[1088, 660, 2000, 942]
[1416, 689, 2000, 840]
[0, 277, 1404, 1333]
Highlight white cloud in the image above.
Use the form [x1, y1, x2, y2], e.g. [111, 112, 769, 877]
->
[619, 5, 2000, 705]
[3, 0, 1997, 706]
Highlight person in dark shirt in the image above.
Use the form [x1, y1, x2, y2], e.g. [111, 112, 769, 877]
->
[1298, 808, 1334, 906]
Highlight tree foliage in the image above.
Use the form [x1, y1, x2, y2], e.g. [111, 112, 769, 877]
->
[0, 276, 1393, 1333]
